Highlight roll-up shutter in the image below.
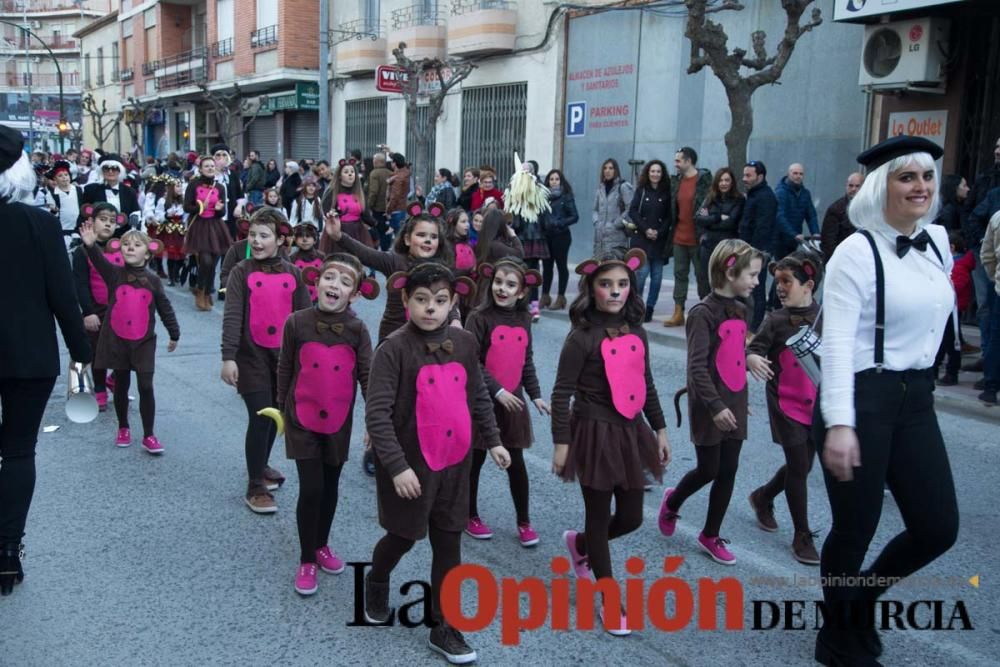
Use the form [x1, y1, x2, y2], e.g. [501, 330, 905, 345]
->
[247, 116, 278, 163]
[288, 112, 320, 161]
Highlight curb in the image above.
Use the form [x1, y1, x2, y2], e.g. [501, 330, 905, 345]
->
[539, 309, 999, 424]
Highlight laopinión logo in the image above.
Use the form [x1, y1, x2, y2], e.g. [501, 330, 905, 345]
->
[345, 558, 975, 644]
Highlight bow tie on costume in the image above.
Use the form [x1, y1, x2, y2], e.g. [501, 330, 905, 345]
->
[605, 324, 630, 338]
[789, 313, 815, 328]
[256, 261, 285, 274]
[896, 230, 932, 258]
[427, 340, 454, 354]
[106, 188, 119, 195]
[316, 321, 344, 335]
[125, 273, 145, 284]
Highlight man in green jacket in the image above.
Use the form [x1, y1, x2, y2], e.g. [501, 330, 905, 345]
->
[663, 146, 713, 327]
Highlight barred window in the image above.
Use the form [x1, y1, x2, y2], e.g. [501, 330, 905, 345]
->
[460, 82, 526, 183]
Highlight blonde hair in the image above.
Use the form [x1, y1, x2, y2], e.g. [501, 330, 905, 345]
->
[709, 238, 764, 289]
[119, 230, 154, 265]
[849, 152, 940, 231]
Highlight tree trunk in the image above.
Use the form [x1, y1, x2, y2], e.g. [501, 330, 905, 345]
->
[724, 83, 753, 176]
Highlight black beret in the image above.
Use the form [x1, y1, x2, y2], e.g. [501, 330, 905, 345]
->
[210, 143, 231, 155]
[47, 159, 72, 179]
[857, 135, 943, 171]
[0, 124, 25, 172]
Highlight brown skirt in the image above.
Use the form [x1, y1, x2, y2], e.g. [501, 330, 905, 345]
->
[474, 387, 533, 450]
[320, 221, 374, 253]
[284, 419, 352, 466]
[184, 216, 233, 256]
[559, 413, 663, 491]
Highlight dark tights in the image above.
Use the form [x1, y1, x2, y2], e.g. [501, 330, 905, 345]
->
[167, 259, 184, 285]
[525, 258, 541, 302]
[93, 366, 107, 393]
[759, 442, 815, 533]
[468, 448, 530, 524]
[242, 390, 277, 491]
[542, 234, 571, 297]
[574, 485, 645, 580]
[295, 460, 343, 563]
[369, 526, 461, 621]
[667, 439, 743, 537]
[113, 370, 155, 437]
[197, 252, 218, 294]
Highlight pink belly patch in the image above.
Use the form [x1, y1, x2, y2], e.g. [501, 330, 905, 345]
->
[415, 362, 472, 471]
[247, 271, 296, 349]
[454, 243, 475, 271]
[295, 258, 324, 301]
[485, 325, 528, 392]
[716, 318, 747, 393]
[294, 342, 356, 434]
[777, 348, 816, 426]
[88, 251, 124, 306]
[600, 333, 647, 419]
[109, 284, 152, 340]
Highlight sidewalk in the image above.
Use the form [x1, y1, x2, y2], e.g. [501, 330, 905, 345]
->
[539, 267, 998, 423]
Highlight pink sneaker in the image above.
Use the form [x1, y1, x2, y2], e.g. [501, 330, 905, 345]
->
[115, 428, 131, 448]
[563, 530, 593, 580]
[315, 546, 345, 575]
[295, 563, 318, 596]
[658, 487, 680, 536]
[517, 523, 539, 547]
[600, 610, 632, 637]
[530, 301, 541, 322]
[141, 435, 164, 455]
[95, 391, 108, 412]
[465, 517, 493, 540]
[698, 533, 736, 565]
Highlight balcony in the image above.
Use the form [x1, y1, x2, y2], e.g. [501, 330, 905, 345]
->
[120, 67, 134, 82]
[151, 47, 208, 91]
[448, 0, 516, 57]
[250, 25, 278, 49]
[0, 0, 101, 15]
[333, 19, 386, 76]
[211, 37, 233, 58]
[11, 33, 78, 51]
[387, 4, 446, 60]
[4, 71, 80, 88]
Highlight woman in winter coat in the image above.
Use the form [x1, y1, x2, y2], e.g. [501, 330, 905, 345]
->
[539, 169, 578, 311]
[627, 159, 672, 322]
[591, 158, 633, 257]
[264, 159, 281, 189]
[934, 173, 969, 232]
[695, 167, 744, 290]
[425, 168, 458, 210]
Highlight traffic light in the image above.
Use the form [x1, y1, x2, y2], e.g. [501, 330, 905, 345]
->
[57, 119, 70, 135]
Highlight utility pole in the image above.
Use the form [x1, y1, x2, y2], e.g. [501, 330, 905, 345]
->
[21, 1, 33, 150]
[318, 0, 330, 162]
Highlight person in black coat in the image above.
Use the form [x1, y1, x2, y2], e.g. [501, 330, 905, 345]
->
[280, 161, 303, 216]
[539, 169, 579, 311]
[627, 160, 672, 322]
[739, 160, 778, 331]
[820, 172, 864, 263]
[0, 125, 91, 596]
[82, 152, 140, 236]
[696, 166, 745, 290]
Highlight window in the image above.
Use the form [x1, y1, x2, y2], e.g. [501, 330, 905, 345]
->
[217, 0, 234, 43]
[96, 47, 104, 85]
[460, 82, 527, 183]
[345, 97, 388, 160]
[84, 53, 91, 87]
[362, 0, 380, 32]
[145, 26, 157, 63]
[144, 7, 157, 28]
[256, 0, 277, 29]
[122, 17, 133, 38]
[123, 35, 132, 68]
[111, 41, 120, 81]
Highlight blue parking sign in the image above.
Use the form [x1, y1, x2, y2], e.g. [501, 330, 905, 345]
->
[566, 102, 587, 137]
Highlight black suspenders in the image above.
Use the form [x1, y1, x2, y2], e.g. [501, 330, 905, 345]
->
[858, 229, 947, 373]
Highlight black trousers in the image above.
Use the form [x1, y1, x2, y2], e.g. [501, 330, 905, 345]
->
[542, 233, 572, 297]
[0, 377, 56, 542]
[815, 369, 958, 639]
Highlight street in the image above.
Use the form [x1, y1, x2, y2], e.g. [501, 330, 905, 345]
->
[3, 282, 995, 667]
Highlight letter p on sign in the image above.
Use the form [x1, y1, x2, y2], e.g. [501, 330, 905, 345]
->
[566, 102, 587, 137]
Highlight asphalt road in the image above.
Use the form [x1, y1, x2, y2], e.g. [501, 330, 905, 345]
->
[3, 283, 995, 666]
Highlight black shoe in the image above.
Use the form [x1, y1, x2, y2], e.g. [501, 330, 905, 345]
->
[978, 390, 998, 406]
[936, 373, 958, 386]
[428, 624, 477, 665]
[643, 305, 654, 323]
[974, 378, 986, 391]
[364, 572, 393, 624]
[815, 628, 883, 666]
[217, 289, 226, 302]
[962, 358, 984, 372]
[0, 542, 25, 596]
[363, 449, 376, 477]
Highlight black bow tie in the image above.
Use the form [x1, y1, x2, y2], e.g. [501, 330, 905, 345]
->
[896, 230, 931, 258]
[107, 188, 119, 195]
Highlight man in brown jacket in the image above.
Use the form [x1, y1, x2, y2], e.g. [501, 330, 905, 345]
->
[367, 152, 391, 250]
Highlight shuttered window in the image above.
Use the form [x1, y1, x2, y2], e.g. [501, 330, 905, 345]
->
[460, 82, 526, 182]
[345, 97, 388, 158]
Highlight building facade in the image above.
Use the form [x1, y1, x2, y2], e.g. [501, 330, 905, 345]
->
[75, 1, 125, 153]
[0, 0, 105, 151]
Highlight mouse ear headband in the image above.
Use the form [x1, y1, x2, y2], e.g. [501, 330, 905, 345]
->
[575, 248, 646, 276]
[108, 237, 163, 256]
[478, 259, 542, 288]
[302, 263, 381, 300]
[338, 158, 357, 168]
[387, 270, 477, 301]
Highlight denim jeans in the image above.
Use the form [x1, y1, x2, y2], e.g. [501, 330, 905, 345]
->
[972, 250, 992, 354]
[247, 190, 264, 208]
[635, 255, 664, 310]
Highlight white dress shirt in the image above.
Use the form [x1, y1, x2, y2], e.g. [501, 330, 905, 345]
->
[104, 183, 121, 211]
[44, 186, 80, 233]
[820, 222, 954, 428]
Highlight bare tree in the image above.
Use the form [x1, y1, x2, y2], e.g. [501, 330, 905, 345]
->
[197, 83, 264, 155]
[392, 43, 475, 192]
[684, 0, 822, 172]
[81, 94, 122, 149]
[124, 97, 158, 161]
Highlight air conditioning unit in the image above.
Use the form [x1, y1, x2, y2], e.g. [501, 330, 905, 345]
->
[858, 18, 949, 90]
[30, 20, 43, 29]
